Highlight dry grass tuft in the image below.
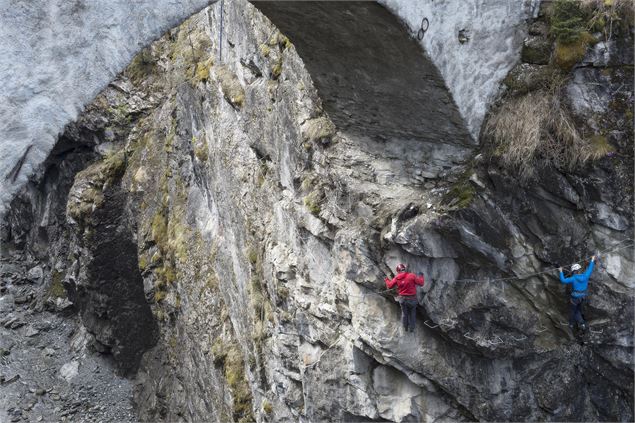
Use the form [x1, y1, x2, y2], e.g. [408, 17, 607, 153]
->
[485, 88, 612, 179]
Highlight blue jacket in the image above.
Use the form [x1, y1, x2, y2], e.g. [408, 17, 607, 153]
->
[559, 261, 595, 298]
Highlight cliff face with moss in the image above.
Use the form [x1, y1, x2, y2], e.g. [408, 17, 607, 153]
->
[1, 1, 633, 422]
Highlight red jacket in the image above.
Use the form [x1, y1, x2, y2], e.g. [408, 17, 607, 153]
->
[385, 272, 424, 296]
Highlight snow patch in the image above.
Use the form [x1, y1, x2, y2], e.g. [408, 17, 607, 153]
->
[0, 0, 217, 216]
[379, 0, 537, 139]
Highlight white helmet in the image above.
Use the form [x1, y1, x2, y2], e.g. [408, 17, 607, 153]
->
[571, 263, 582, 272]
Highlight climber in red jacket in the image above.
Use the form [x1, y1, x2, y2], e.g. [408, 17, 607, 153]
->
[384, 263, 424, 333]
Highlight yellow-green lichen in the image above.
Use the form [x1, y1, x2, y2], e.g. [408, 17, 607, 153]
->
[194, 57, 214, 83]
[262, 400, 273, 415]
[216, 66, 245, 108]
[589, 134, 614, 158]
[553, 32, 595, 70]
[67, 149, 127, 224]
[301, 116, 336, 145]
[444, 178, 476, 209]
[271, 59, 282, 80]
[303, 190, 323, 215]
[138, 255, 149, 271]
[126, 47, 156, 83]
[259, 44, 271, 58]
[48, 271, 66, 299]
[194, 138, 209, 162]
[212, 341, 254, 422]
[154, 290, 167, 303]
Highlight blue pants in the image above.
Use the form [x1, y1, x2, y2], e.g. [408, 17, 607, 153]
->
[400, 298, 418, 332]
[569, 297, 585, 327]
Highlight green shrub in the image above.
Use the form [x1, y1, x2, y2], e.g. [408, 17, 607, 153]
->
[550, 0, 589, 43]
[553, 32, 595, 70]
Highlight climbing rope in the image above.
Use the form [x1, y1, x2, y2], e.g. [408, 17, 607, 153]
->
[218, 0, 224, 62]
[344, 239, 633, 306]
[432, 238, 634, 285]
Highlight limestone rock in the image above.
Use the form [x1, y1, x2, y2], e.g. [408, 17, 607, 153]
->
[59, 361, 79, 383]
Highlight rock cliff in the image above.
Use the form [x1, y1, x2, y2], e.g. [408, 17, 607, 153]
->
[1, 1, 633, 422]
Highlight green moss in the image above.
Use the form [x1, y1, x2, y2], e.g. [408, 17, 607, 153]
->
[589, 134, 614, 158]
[194, 57, 214, 83]
[271, 60, 282, 80]
[166, 219, 191, 263]
[155, 309, 167, 322]
[301, 116, 336, 145]
[246, 247, 258, 266]
[211, 338, 227, 366]
[503, 64, 561, 95]
[553, 32, 595, 70]
[223, 343, 254, 422]
[138, 255, 148, 271]
[248, 277, 265, 318]
[301, 175, 316, 191]
[103, 150, 127, 179]
[549, 0, 589, 43]
[216, 66, 245, 108]
[168, 335, 178, 349]
[259, 44, 271, 58]
[67, 149, 127, 224]
[262, 400, 273, 415]
[126, 47, 156, 83]
[155, 264, 176, 286]
[194, 141, 209, 162]
[151, 212, 169, 250]
[444, 178, 476, 209]
[169, 23, 213, 80]
[303, 191, 323, 215]
[277, 285, 289, 301]
[154, 290, 167, 302]
[277, 33, 292, 51]
[49, 271, 66, 299]
[521, 40, 551, 65]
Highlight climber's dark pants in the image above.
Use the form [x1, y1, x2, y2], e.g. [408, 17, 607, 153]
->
[400, 297, 418, 332]
[569, 297, 585, 327]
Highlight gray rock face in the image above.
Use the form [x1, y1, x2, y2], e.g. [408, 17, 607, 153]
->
[1, 1, 633, 422]
[0, 0, 221, 216]
[0, 0, 533, 216]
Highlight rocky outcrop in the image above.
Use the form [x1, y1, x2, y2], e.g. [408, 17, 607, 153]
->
[1, 0, 633, 422]
[0, 0, 535, 216]
[66, 150, 159, 375]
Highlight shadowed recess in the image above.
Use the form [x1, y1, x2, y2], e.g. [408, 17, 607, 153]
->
[252, 1, 474, 147]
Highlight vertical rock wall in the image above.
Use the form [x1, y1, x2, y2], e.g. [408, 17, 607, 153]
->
[1, 1, 633, 422]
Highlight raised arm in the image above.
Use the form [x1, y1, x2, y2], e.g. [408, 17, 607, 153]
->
[583, 256, 596, 279]
[415, 273, 425, 286]
[559, 268, 574, 284]
[385, 276, 398, 289]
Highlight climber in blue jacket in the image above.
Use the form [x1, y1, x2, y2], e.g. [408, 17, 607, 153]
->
[559, 255, 595, 331]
